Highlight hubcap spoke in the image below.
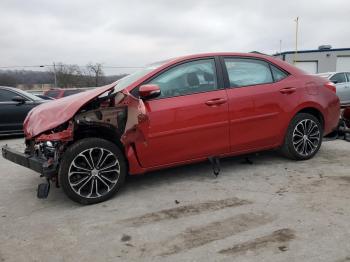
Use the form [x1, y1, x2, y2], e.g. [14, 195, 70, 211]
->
[68, 147, 120, 199]
[70, 175, 90, 187]
[99, 174, 119, 184]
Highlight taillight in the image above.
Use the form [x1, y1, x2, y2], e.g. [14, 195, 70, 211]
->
[324, 82, 336, 93]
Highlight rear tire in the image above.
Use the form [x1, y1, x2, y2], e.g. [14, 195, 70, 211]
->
[59, 138, 126, 204]
[281, 113, 323, 160]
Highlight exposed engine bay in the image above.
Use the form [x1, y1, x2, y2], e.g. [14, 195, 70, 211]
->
[20, 87, 148, 190]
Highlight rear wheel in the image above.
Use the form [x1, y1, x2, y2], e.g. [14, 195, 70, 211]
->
[281, 113, 323, 160]
[59, 138, 126, 204]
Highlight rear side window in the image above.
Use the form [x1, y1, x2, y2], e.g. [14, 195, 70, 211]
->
[270, 65, 288, 82]
[330, 73, 346, 84]
[0, 89, 16, 102]
[45, 90, 60, 98]
[224, 58, 273, 87]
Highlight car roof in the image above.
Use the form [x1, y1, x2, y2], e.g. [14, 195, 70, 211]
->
[123, 52, 305, 92]
[0, 86, 44, 101]
[156, 52, 305, 76]
[316, 72, 349, 77]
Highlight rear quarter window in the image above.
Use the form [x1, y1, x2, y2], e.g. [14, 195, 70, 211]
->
[270, 65, 289, 82]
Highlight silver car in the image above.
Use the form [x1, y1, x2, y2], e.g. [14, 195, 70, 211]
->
[317, 72, 350, 106]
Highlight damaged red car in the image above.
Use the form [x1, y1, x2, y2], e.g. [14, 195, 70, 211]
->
[2, 53, 340, 204]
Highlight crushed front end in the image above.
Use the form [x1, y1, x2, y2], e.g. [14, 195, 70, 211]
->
[1, 84, 148, 199]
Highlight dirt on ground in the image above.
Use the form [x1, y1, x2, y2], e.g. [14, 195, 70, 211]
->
[0, 138, 350, 262]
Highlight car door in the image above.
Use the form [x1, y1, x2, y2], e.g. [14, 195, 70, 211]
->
[330, 73, 348, 105]
[221, 57, 298, 152]
[133, 58, 230, 167]
[0, 89, 35, 134]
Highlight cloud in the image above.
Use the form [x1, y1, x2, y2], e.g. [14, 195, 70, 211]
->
[0, 0, 349, 75]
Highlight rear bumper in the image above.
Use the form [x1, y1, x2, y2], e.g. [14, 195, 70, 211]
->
[2, 145, 57, 177]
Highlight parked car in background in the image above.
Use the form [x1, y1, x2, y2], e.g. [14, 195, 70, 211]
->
[35, 94, 55, 100]
[43, 88, 89, 99]
[2, 52, 340, 204]
[0, 86, 45, 136]
[26, 90, 55, 100]
[316, 72, 350, 106]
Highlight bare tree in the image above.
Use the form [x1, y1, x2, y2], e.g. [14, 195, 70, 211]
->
[52, 63, 83, 88]
[0, 72, 17, 86]
[87, 63, 104, 87]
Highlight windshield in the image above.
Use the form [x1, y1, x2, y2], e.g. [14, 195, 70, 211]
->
[16, 89, 44, 101]
[114, 59, 172, 91]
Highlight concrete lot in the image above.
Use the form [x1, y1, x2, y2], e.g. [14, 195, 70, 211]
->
[1, 137, 350, 262]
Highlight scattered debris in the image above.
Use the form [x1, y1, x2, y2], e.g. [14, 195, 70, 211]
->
[121, 234, 132, 242]
[276, 187, 288, 195]
[278, 245, 288, 252]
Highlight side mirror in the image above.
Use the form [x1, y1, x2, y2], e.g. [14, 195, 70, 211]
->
[331, 80, 338, 84]
[12, 96, 26, 104]
[139, 84, 161, 100]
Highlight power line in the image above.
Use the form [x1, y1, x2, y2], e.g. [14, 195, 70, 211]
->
[0, 65, 144, 69]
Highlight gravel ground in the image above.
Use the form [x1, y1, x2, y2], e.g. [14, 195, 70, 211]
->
[0, 137, 350, 262]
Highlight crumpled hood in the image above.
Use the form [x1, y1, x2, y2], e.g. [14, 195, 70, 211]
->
[24, 83, 116, 139]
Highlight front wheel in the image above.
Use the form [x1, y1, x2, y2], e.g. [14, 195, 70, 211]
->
[59, 138, 127, 204]
[281, 113, 323, 160]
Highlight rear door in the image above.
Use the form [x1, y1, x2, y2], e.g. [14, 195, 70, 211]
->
[133, 58, 230, 167]
[221, 57, 298, 152]
[330, 73, 348, 104]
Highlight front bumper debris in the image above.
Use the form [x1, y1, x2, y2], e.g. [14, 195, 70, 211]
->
[2, 145, 57, 177]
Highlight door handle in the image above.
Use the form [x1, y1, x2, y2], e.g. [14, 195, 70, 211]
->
[280, 87, 296, 94]
[205, 98, 227, 106]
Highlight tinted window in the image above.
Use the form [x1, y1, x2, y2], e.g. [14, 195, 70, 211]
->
[270, 65, 288, 82]
[330, 73, 346, 84]
[63, 90, 83, 97]
[45, 90, 60, 98]
[0, 89, 17, 102]
[148, 59, 218, 98]
[224, 58, 273, 87]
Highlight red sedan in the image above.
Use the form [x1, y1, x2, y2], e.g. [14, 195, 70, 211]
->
[2, 52, 340, 204]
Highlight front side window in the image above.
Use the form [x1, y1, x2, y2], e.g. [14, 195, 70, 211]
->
[147, 59, 218, 98]
[0, 89, 17, 102]
[330, 73, 346, 84]
[224, 58, 273, 87]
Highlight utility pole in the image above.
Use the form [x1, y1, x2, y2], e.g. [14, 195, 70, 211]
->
[53, 62, 57, 87]
[293, 17, 299, 64]
[279, 39, 282, 54]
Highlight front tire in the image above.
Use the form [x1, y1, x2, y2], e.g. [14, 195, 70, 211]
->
[59, 138, 127, 204]
[281, 113, 323, 160]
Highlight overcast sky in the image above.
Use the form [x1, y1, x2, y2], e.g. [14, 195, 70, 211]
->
[0, 0, 349, 75]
